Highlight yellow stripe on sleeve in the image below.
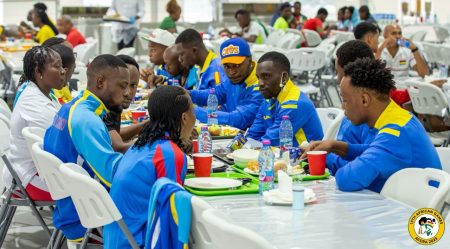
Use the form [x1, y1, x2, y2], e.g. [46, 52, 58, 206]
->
[170, 194, 179, 225]
[214, 72, 220, 85]
[379, 128, 400, 137]
[281, 104, 298, 109]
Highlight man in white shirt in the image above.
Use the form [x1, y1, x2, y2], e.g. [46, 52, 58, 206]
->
[234, 9, 267, 44]
[110, 0, 145, 50]
[378, 24, 428, 80]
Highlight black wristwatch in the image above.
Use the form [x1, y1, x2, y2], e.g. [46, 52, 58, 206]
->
[411, 47, 419, 53]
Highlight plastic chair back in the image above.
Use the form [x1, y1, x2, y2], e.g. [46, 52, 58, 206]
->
[189, 196, 213, 249]
[0, 98, 10, 119]
[381, 168, 450, 213]
[286, 48, 327, 73]
[405, 80, 448, 116]
[200, 209, 275, 249]
[116, 47, 136, 57]
[266, 29, 284, 47]
[0, 115, 10, 155]
[73, 40, 98, 66]
[59, 163, 122, 228]
[302, 29, 322, 47]
[436, 147, 450, 175]
[334, 31, 355, 44]
[316, 107, 345, 140]
[22, 127, 45, 175]
[30, 143, 69, 200]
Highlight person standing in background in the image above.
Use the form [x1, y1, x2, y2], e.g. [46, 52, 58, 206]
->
[110, 0, 145, 50]
[160, 0, 182, 33]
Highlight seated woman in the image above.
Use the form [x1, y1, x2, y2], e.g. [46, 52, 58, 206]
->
[103, 85, 196, 248]
[246, 51, 324, 146]
[3, 46, 66, 201]
[31, 8, 58, 44]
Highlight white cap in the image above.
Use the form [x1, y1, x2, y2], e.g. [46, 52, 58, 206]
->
[140, 28, 175, 47]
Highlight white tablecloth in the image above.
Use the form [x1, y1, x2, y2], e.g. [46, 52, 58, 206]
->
[205, 179, 450, 249]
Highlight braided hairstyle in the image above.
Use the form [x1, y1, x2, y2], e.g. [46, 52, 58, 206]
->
[35, 9, 59, 35]
[134, 85, 191, 151]
[343, 57, 395, 101]
[19, 46, 56, 85]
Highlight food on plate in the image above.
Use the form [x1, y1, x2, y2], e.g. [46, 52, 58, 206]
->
[121, 110, 132, 121]
[247, 160, 258, 172]
[274, 159, 287, 173]
[288, 165, 305, 175]
[208, 125, 222, 136]
[222, 126, 239, 136]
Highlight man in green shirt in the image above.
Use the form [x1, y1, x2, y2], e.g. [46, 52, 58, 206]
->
[273, 2, 292, 31]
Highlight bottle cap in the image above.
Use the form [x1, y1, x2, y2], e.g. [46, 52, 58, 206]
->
[282, 115, 290, 120]
[262, 140, 271, 145]
[209, 88, 216, 94]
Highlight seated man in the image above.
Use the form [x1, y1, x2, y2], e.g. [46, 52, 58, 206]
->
[56, 15, 86, 47]
[234, 9, 267, 44]
[44, 54, 130, 241]
[140, 29, 176, 87]
[378, 24, 428, 79]
[353, 22, 379, 54]
[162, 45, 199, 90]
[190, 38, 264, 130]
[305, 58, 441, 193]
[175, 28, 226, 90]
[273, 2, 292, 32]
[103, 55, 147, 154]
[247, 51, 323, 146]
[303, 8, 330, 38]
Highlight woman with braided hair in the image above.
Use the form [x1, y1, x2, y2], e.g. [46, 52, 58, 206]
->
[31, 8, 58, 44]
[104, 85, 196, 248]
[3, 46, 66, 201]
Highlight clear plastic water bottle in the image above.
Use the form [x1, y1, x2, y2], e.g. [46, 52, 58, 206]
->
[207, 88, 218, 125]
[279, 115, 293, 161]
[439, 64, 448, 80]
[258, 140, 275, 195]
[198, 126, 212, 153]
[397, 39, 410, 48]
[208, 24, 215, 39]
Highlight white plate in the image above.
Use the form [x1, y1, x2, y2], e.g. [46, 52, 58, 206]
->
[233, 149, 259, 167]
[263, 188, 316, 206]
[244, 167, 259, 176]
[184, 177, 242, 190]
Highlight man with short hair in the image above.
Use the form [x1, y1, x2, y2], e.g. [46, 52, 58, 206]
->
[353, 22, 379, 54]
[273, 2, 292, 31]
[56, 15, 86, 47]
[162, 45, 199, 89]
[247, 51, 323, 146]
[292, 1, 307, 29]
[44, 54, 130, 241]
[190, 38, 264, 130]
[175, 29, 226, 90]
[234, 9, 267, 44]
[303, 8, 330, 38]
[378, 24, 428, 79]
[304, 58, 441, 192]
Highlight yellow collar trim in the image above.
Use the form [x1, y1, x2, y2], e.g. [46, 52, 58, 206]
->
[374, 100, 411, 129]
[245, 61, 258, 88]
[83, 89, 109, 115]
[277, 79, 296, 102]
[200, 50, 217, 73]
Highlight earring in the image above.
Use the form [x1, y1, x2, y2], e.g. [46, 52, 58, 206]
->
[40, 75, 43, 79]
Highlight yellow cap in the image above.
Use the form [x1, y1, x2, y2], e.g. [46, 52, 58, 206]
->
[221, 56, 246, 65]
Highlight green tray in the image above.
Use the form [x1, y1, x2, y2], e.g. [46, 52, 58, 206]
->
[231, 164, 330, 182]
[184, 172, 259, 196]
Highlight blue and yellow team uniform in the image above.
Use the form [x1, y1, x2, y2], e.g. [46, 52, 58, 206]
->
[196, 50, 225, 90]
[326, 117, 377, 173]
[103, 136, 188, 248]
[247, 80, 323, 146]
[43, 90, 123, 240]
[190, 62, 264, 130]
[335, 101, 442, 193]
[156, 64, 199, 90]
[145, 178, 192, 249]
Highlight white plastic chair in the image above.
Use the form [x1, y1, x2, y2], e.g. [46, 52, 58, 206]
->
[316, 108, 344, 140]
[116, 47, 136, 57]
[286, 48, 332, 107]
[266, 29, 285, 47]
[410, 30, 427, 42]
[334, 31, 355, 44]
[302, 29, 322, 47]
[22, 127, 45, 176]
[200, 209, 275, 249]
[405, 80, 450, 146]
[381, 168, 450, 214]
[189, 196, 213, 249]
[73, 40, 98, 66]
[277, 33, 298, 50]
[436, 147, 450, 174]
[0, 113, 9, 128]
[0, 98, 10, 120]
[422, 42, 443, 65]
[59, 163, 140, 249]
[434, 26, 450, 43]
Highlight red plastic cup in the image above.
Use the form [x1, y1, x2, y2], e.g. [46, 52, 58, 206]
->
[131, 111, 147, 123]
[193, 153, 213, 177]
[192, 139, 199, 153]
[307, 151, 327, 175]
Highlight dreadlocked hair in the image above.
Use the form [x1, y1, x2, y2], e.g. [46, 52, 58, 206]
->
[35, 9, 58, 35]
[19, 46, 55, 86]
[344, 57, 395, 101]
[134, 85, 191, 152]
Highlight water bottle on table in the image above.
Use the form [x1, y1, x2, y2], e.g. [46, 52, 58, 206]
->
[279, 115, 293, 165]
[258, 140, 275, 195]
[198, 126, 212, 153]
[439, 64, 448, 80]
[207, 88, 218, 125]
